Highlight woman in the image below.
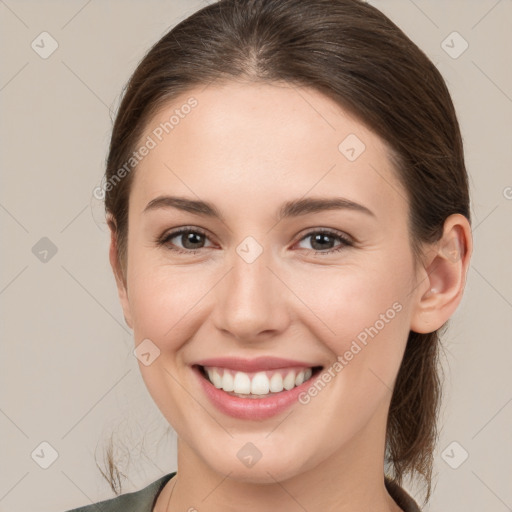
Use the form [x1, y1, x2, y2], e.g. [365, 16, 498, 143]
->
[66, 0, 472, 510]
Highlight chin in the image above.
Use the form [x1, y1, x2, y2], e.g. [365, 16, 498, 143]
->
[203, 447, 316, 485]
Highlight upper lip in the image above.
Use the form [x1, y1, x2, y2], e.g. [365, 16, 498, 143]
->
[193, 356, 320, 372]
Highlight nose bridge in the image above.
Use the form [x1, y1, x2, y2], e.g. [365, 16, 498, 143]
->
[213, 235, 287, 339]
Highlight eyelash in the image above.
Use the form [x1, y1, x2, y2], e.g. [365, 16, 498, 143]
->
[156, 226, 353, 256]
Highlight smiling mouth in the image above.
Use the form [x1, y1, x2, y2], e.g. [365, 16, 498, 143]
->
[195, 364, 323, 399]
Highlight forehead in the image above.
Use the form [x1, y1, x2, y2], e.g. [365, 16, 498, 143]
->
[129, 81, 408, 223]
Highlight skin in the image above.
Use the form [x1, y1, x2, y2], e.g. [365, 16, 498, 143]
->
[109, 81, 472, 512]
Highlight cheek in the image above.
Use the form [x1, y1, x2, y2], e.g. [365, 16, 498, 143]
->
[293, 257, 411, 338]
[289, 254, 414, 393]
[286, 259, 413, 444]
[124, 253, 210, 429]
[125, 239, 221, 356]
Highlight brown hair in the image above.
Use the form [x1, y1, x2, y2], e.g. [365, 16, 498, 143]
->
[101, 0, 470, 505]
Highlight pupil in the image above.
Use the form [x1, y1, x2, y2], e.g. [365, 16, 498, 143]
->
[312, 234, 332, 250]
[184, 232, 203, 249]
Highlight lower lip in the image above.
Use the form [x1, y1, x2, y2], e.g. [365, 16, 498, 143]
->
[193, 365, 319, 420]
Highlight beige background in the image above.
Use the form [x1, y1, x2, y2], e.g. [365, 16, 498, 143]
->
[1, 1, 511, 511]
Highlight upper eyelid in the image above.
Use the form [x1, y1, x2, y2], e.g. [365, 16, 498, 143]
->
[159, 226, 213, 245]
[296, 227, 353, 243]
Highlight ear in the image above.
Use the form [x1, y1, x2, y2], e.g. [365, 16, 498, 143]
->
[410, 213, 472, 334]
[107, 216, 133, 329]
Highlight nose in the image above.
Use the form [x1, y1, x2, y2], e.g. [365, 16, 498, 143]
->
[212, 243, 290, 343]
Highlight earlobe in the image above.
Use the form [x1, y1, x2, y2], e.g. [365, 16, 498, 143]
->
[108, 218, 133, 329]
[410, 214, 472, 334]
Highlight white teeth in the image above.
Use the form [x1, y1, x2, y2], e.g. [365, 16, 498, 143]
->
[204, 366, 317, 396]
[206, 368, 223, 388]
[269, 373, 284, 393]
[283, 371, 296, 391]
[251, 372, 270, 395]
[221, 371, 234, 392]
[233, 372, 251, 394]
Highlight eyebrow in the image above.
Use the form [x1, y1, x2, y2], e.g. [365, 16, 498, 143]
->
[143, 195, 375, 221]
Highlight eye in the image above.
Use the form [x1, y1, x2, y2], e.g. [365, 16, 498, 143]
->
[294, 229, 353, 255]
[157, 227, 353, 256]
[157, 227, 214, 254]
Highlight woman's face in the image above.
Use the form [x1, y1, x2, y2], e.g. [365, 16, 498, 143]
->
[116, 81, 429, 482]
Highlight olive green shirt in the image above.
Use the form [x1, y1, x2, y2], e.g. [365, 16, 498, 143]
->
[64, 472, 421, 511]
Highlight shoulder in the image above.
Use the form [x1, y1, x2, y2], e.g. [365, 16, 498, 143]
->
[63, 472, 175, 512]
[384, 476, 423, 512]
